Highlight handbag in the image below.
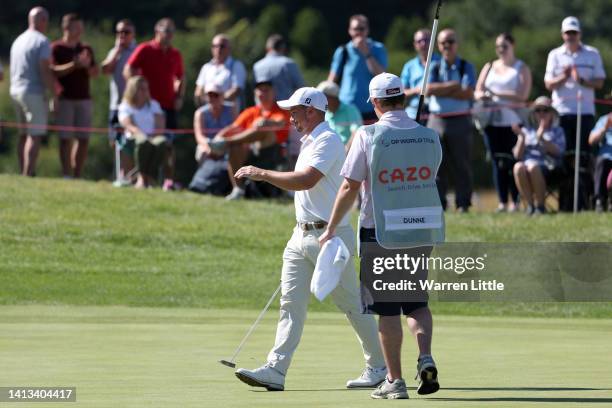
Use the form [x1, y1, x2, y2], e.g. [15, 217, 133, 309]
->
[472, 61, 496, 133]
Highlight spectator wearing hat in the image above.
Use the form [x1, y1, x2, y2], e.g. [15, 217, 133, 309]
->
[9, 7, 55, 177]
[194, 34, 247, 109]
[102, 19, 137, 185]
[51, 13, 99, 179]
[193, 82, 237, 165]
[588, 113, 612, 212]
[124, 18, 185, 191]
[317, 80, 362, 151]
[426, 28, 477, 213]
[512, 96, 566, 215]
[401, 28, 440, 122]
[211, 79, 290, 200]
[545, 16, 606, 210]
[328, 14, 387, 122]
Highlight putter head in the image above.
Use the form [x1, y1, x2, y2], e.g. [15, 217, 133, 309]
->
[219, 359, 236, 368]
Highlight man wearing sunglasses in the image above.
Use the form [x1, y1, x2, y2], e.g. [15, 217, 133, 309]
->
[102, 19, 137, 184]
[401, 29, 440, 122]
[194, 34, 246, 110]
[544, 16, 606, 211]
[426, 29, 477, 213]
[328, 14, 387, 123]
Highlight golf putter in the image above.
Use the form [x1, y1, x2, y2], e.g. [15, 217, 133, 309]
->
[219, 282, 282, 368]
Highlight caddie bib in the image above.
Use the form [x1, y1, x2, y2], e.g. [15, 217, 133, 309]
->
[366, 123, 445, 249]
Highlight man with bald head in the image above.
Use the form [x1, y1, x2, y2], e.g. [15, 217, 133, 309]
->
[10, 7, 55, 176]
[194, 34, 247, 109]
[426, 28, 476, 213]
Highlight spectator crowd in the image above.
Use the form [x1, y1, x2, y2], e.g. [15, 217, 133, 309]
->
[5, 8, 612, 213]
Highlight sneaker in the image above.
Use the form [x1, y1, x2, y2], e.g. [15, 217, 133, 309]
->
[346, 366, 387, 388]
[595, 199, 604, 213]
[235, 365, 285, 391]
[416, 355, 440, 395]
[533, 205, 547, 216]
[225, 186, 245, 201]
[162, 179, 174, 191]
[370, 378, 408, 399]
[525, 204, 535, 216]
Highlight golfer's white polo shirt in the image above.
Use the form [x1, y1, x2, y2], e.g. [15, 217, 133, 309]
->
[545, 43, 606, 115]
[294, 121, 349, 226]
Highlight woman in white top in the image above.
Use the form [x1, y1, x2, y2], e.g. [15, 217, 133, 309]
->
[119, 76, 166, 188]
[475, 33, 532, 212]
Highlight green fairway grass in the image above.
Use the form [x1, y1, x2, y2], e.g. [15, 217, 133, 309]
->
[1, 174, 611, 317]
[1, 306, 611, 408]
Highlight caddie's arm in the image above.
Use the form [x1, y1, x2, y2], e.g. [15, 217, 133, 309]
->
[234, 166, 323, 191]
[319, 177, 361, 246]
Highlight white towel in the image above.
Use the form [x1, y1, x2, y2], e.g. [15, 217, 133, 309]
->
[311, 237, 351, 301]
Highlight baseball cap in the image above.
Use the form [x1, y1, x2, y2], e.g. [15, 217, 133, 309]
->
[204, 82, 223, 94]
[277, 87, 328, 112]
[316, 80, 340, 98]
[561, 16, 581, 33]
[367, 72, 404, 102]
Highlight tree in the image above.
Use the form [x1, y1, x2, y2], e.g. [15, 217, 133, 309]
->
[290, 7, 332, 68]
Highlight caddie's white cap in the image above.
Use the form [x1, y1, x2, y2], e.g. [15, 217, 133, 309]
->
[367, 72, 404, 102]
[561, 16, 581, 33]
[277, 87, 328, 112]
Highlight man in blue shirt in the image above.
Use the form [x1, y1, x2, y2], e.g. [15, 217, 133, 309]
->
[328, 15, 387, 123]
[589, 113, 612, 212]
[426, 28, 476, 212]
[401, 28, 440, 122]
[253, 34, 304, 101]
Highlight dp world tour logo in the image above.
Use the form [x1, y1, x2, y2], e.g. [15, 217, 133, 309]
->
[381, 134, 392, 148]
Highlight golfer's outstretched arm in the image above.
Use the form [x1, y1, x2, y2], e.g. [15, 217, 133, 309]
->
[235, 165, 323, 191]
[319, 178, 361, 245]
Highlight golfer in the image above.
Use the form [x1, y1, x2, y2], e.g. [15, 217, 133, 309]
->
[233, 87, 386, 391]
[320, 73, 444, 399]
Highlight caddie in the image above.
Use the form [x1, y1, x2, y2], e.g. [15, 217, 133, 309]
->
[233, 87, 387, 391]
[320, 73, 444, 399]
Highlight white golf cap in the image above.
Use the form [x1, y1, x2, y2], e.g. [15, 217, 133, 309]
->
[204, 82, 223, 94]
[277, 87, 328, 112]
[561, 16, 581, 33]
[367, 72, 404, 102]
[316, 80, 340, 98]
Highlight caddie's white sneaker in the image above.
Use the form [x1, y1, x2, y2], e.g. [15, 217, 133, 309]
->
[346, 366, 387, 388]
[370, 377, 409, 399]
[416, 355, 440, 395]
[235, 365, 285, 391]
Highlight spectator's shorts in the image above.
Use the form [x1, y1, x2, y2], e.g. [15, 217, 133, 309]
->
[11, 93, 48, 136]
[57, 98, 92, 139]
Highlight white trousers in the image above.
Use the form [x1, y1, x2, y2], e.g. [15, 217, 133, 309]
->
[266, 224, 385, 375]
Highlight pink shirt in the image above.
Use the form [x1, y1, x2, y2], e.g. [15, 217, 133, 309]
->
[340, 110, 419, 228]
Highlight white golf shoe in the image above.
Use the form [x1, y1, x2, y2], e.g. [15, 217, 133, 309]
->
[346, 366, 387, 388]
[235, 365, 285, 391]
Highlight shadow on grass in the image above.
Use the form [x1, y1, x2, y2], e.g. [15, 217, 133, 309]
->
[429, 397, 612, 403]
[442, 387, 611, 391]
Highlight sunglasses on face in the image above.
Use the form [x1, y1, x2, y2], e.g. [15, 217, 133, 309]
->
[564, 30, 579, 36]
[211, 43, 227, 49]
[116, 29, 132, 35]
[534, 108, 551, 114]
[207, 92, 220, 98]
[440, 39, 456, 46]
[351, 26, 367, 32]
